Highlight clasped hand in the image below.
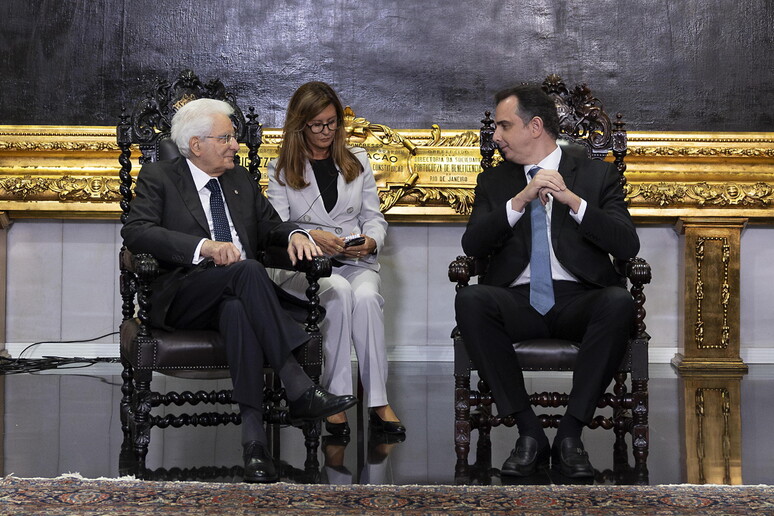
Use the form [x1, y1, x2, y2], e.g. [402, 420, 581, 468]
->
[510, 168, 581, 213]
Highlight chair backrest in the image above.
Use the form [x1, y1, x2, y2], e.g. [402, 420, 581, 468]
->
[480, 74, 628, 191]
[116, 69, 263, 224]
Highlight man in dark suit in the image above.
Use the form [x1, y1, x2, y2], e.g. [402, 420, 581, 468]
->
[455, 84, 640, 478]
[122, 98, 357, 483]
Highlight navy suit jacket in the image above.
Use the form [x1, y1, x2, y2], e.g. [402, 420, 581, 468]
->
[461, 151, 639, 289]
[121, 157, 300, 328]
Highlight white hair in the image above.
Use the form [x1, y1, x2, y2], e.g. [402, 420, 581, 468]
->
[170, 98, 235, 158]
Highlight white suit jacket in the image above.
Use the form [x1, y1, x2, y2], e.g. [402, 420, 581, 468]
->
[267, 147, 387, 272]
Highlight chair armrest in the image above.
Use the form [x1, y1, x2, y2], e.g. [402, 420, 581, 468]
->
[619, 256, 652, 342]
[119, 249, 159, 339]
[129, 253, 161, 282]
[620, 256, 652, 289]
[448, 255, 477, 290]
[260, 246, 332, 333]
[259, 246, 332, 280]
[120, 248, 160, 280]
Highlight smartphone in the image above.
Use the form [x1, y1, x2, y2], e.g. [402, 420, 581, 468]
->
[344, 235, 365, 248]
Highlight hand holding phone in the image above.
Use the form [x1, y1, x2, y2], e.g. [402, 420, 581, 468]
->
[343, 235, 366, 248]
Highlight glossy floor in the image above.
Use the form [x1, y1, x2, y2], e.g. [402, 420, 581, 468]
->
[1, 361, 771, 485]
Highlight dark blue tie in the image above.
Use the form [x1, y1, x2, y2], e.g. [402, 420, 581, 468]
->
[204, 178, 232, 242]
[528, 166, 554, 315]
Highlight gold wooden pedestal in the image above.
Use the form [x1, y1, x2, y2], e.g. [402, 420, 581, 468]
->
[672, 218, 748, 372]
[673, 218, 748, 484]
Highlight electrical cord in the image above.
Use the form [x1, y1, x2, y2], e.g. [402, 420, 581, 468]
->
[0, 331, 120, 375]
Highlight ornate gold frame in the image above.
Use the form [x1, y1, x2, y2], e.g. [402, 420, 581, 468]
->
[1, 113, 773, 223]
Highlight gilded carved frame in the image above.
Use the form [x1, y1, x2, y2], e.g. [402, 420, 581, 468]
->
[0, 118, 773, 223]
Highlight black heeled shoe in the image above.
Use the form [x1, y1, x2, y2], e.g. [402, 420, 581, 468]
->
[368, 408, 406, 435]
[325, 418, 351, 437]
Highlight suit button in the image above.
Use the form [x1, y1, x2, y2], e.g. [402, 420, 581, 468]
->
[303, 215, 311, 222]
[335, 227, 343, 235]
[346, 207, 354, 214]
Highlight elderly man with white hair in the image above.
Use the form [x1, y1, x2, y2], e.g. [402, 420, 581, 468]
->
[122, 98, 357, 483]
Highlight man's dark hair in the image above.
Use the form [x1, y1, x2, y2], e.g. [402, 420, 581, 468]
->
[494, 84, 560, 139]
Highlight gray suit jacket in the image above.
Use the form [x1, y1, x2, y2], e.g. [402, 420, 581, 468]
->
[267, 147, 387, 272]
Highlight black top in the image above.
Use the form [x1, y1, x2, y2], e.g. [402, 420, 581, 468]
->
[311, 156, 339, 213]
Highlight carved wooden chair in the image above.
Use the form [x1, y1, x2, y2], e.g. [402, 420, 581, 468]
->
[450, 74, 651, 484]
[117, 70, 330, 478]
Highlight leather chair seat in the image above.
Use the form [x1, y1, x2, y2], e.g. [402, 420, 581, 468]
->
[120, 318, 230, 379]
[514, 339, 579, 371]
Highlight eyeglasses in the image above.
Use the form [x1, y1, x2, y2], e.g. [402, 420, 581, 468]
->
[306, 120, 339, 134]
[202, 134, 237, 144]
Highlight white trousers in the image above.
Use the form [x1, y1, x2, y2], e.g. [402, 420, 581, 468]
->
[269, 264, 388, 407]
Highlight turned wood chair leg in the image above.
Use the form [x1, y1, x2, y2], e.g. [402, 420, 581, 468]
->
[632, 378, 649, 482]
[454, 372, 472, 475]
[302, 421, 321, 472]
[119, 358, 134, 443]
[132, 377, 153, 474]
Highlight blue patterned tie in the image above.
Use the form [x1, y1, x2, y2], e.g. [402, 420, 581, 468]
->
[528, 166, 554, 315]
[204, 178, 232, 242]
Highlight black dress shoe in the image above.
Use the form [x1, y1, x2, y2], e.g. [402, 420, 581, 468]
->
[551, 437, 594, 478]
[368, 408, 406, 435]
[242, 441, 278, 483]
[325, 419, 351, 437]
[501, 435, 550, 477]
[288, 385, 357, 423]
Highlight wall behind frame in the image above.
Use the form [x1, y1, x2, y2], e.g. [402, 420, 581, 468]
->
[1, 1, 772, 131]
[5, 219, 774, 363]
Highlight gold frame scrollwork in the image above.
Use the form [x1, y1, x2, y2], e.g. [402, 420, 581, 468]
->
[627, 182, 772, 208]
[0, 122, 773, 222]
[693, 236, 731, 349]
[257, 107, 485, 220]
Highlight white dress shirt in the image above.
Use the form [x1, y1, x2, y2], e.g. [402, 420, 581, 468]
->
[187, 160, 310, 264]
[187, 159, 247, 264]
[505, 146, 586, 286]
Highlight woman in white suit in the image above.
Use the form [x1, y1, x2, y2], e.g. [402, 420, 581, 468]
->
[267, 82, 404, 437]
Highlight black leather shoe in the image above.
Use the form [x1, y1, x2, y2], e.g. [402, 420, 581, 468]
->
[288, 385, 357, 423]
[551, 437, 595, 478]
[501, 435, 550, 477]
[325, 419, 351, 437]
[242, 441, 277, 483]
[369, 408, 406, 435]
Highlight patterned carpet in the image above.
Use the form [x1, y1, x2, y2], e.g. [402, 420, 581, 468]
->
[0, 475, 772, 515]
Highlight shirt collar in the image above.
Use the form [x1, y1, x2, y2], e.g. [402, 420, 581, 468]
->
[523, 145, 562, 177]
[187, 158, 218, 191]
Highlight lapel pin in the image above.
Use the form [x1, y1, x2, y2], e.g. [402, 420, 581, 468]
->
[234, 189, 239, 195]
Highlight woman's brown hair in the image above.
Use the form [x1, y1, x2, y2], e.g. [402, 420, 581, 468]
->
[274, 81, 363, 189]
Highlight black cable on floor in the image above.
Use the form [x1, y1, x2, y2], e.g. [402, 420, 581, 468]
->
[0, 331, 120, 375]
